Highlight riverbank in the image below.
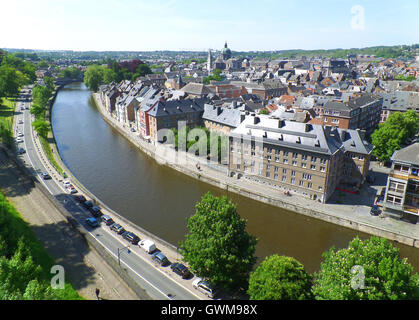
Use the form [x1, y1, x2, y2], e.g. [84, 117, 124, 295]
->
[92, 93, 419, 249]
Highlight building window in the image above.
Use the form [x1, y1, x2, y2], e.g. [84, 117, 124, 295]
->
[311, 157, 317, 163]
[320, 166, 326, 172]
[386, 195, 402, 206]
[320, 159, 326, 164]
[301, 163, 307, 168]
[274, 174, 278, 180]
[308, 182, 313, 189]
[283, 159, 288, 164]
[275, 156, 280, 162]
[283, 169, 287, 174]
[301, 155, 308, 161]
[266, 172, 270, 178]
[274, 166, 279, 172]
[282, 176, 287, 182]
[291, 170, 296, 177]
[299, 180, 304, 186]
[291, 178, 295, 184]
[293, 152, 298, 159]
[292, 161, 298, 166]
[311, 165, 316, 170]
[283, 151, 289, 157]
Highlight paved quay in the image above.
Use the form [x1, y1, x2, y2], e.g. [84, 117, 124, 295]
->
[92, 93, 419, 249]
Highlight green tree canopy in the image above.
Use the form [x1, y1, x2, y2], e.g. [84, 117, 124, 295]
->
[248, 255, 314, 300]
[313, 236, 419, 300]
[32, 120, 49, 138]
[180, 192, 257, 291]
[371, 110, 419, 162]
[84, 65, 104, 92]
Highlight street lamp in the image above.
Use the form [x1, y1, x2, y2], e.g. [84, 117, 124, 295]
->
[117, 245, 131, 266]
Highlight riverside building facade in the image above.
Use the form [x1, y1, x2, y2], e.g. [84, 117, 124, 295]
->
[228, 115, 374, 203]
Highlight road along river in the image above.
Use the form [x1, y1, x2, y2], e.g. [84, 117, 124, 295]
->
[51, 82, 419, 274]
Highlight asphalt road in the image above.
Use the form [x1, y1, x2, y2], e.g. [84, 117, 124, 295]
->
[13, 98, 201, 301]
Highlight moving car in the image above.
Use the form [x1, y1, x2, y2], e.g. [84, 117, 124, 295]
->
[85, 217, 99, 228]
[139, 239, 157, 254]
[192, 278, 216, 298]
[170, 263, 192, 279]
[151, 251, 170, 266]
[110, 223, 125, 234]
[42, 172, 51, 180]
[122, 231, 140, 245]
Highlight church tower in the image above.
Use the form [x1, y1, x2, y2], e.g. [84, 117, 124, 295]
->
[207, 49, 213, 75]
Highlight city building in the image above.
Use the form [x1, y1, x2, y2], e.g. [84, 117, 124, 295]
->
[228, 115, 373, 203]
[383, 143, 419, 223]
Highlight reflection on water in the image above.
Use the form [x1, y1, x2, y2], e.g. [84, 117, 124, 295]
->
[51, 82, 419, 274]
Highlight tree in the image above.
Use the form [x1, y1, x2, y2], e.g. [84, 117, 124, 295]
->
[371, 111, 419, 162]
[32, 120, 49, 138]
[30, 103, 46, 119]
[248, 255, 313, 300]
[180, 192, 257, 291]
[84, 65, 104, 92]
[312, 236, 419, 300]
[0, 65, 20, 97]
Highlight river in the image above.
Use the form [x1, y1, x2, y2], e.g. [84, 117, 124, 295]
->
[51, 82, 419, 273]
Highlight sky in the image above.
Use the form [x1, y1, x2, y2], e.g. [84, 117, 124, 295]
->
[1, 0, 418, 52]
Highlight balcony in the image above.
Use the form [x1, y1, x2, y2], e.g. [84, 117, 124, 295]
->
[403, 205, 419, 216]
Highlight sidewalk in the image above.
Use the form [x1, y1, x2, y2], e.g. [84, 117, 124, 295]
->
[93, 93, 419, 249]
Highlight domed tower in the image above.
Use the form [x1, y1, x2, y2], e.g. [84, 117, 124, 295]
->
[222, 42, 232, 60]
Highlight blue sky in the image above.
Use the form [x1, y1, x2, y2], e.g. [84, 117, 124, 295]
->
[1, 0, 418, 52]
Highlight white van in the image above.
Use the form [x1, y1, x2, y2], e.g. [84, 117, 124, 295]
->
[139, 239, 157, 254]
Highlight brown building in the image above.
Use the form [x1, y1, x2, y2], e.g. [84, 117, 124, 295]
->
[310, 93, 383, 136]
[228, 115, 373, 203]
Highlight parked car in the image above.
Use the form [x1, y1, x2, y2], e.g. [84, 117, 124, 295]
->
[17, 132, 24, 137]
[18, 119, 23, 124]
[370, 205, 381, 216]
[170, 263, 192, 279]
[151, 251, 170, 266]
[82, 200, 94, 209]
[63, 180, 71, 188]
[89, 206, 102, 218]
[16, 138, 23, 143]
[101, 215, 114, 226]
[42, 172, 51, 180]
[73, 195, 86, 203]
[18, 148, 26, 154]
[110, 223, 125, 234]
[66, 187, 77, 194]
[139, 239, 157, 254]
[85, 217, 99, 228]
[192, 278, 216, 298]
[122, 231, 140, 245]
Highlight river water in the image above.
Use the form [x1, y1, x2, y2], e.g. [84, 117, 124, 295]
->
[51, 82, 419, 274]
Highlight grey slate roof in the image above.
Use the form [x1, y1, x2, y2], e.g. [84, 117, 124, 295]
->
[202, 104, 244, 128]
[391, 143, 419, 166]
[148, 98, 209, 118]
[230, 115, 373, 156]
